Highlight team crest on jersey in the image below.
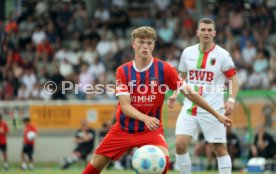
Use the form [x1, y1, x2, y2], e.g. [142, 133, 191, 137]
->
[150, 77, 158, 85]
[116, 79, 122, 87]
[210, 58, 216, 66]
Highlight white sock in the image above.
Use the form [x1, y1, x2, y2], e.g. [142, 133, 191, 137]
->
[29, 163, 34, 169]
[22, 163, 27, 170]
[175, 153, 191, 174]
[67, 156, 79, 163]
[217, 155, 232, 174]
[4, 162, 8, 168]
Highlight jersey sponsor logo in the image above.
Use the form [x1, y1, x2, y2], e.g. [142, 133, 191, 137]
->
[131, 95, 156, 103]
[210, 58, 216, 66]
[189, 70, 214, 82]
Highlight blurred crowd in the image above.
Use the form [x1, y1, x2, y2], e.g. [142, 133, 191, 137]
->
[0, 0, 276, 101]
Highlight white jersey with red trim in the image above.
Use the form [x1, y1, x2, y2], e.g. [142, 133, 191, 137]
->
[178, 44, 236, 116]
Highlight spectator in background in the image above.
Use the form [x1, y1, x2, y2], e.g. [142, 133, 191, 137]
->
[94, 5, 110, 27]
[77, 63, 93, 100]
[239, 29, 255, 50]
[226, 127, 241, 170]
[17, 83, 29, 100]
[88, 56, 106, 80]
[228, 9, 244, 35]
[154, 0, 170, 12]
[242, 40, 257, 68]
[21, 69, 37, 94]
[18, 16, 35, 48]
[157, 21, 174, 46]
[245, 68, 270, 89]
[62, 119, 96, 169]
[35, 38, 53, 63]
[249, 126, 275, 159]
[32, 25, 46, 46]
[98, 122, 110, 144]
[253, 51, 269, 74]
[0, 114, 9, 170]
[59, 58, 73, 80]
[21, 117, 38, 170]
[49, 66, 66, 100]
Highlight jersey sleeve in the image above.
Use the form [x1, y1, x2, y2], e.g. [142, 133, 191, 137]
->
[221, 52, 236, 79]
[178, 49, 188, 73]
[115, 66, 129, 96]
[164, 63, 183, 90]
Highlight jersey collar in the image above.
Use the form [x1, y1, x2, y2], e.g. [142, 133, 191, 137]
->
[133, 58, 153, 72]
[198, 43, 216, 53]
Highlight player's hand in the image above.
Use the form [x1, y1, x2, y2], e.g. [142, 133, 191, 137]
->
[217, 114, 232, 127]
[224, 102, 234, 116]
[168, 95, 177, 108]
[144, 116, 160, 131]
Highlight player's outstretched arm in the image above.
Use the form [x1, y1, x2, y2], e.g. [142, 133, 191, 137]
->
[180, 84, 232, 127]
[167, 72, 187, 108]
[119, 95, 160, 130]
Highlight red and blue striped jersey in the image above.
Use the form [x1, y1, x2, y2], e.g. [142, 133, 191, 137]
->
[115, 58, 182, 133]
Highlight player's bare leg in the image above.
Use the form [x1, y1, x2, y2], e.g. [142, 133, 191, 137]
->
[3, 151, 9, 170]
[62, 151, 82, 169]
[212, 143, 232, 174]
[82, 154, 111, 174]
[21, 152, 27, 170]
[175, 135, 193, 174]
[28, 154, 34, 170]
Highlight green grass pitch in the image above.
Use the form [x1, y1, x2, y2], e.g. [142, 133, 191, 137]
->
[4, 168, 240, 174]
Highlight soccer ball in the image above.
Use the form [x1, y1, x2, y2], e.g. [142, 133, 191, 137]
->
[27, 131, 36, 141]
[132, 145, 166, 174]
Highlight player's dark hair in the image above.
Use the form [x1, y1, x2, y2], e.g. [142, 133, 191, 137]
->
[197, 18, 216, 29]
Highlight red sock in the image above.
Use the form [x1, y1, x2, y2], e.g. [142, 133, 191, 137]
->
[82, 163, 100, 174]
[162, 156, 170, 174]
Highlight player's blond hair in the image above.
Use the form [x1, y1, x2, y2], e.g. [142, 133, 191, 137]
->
[131, 26, 157, 42]
[197, 18, 216, 29]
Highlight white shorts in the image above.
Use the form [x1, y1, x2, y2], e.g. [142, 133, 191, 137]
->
[175, 108, 226, 143]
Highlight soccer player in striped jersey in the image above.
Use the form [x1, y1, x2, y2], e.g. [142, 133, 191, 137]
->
[169, 18, 240, 174]
[82, 26, 231, 174]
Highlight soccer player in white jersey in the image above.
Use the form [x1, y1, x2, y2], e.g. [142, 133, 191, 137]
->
[169, 18, 239, 174]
